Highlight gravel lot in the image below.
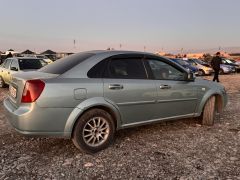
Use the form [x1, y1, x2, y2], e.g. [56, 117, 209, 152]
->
[0, 74, 240, 179]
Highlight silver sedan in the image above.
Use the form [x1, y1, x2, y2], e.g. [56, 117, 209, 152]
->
[3, 50, 228, 153]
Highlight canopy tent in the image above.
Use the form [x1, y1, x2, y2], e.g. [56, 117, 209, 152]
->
[21, 49, 35, 54]
[41, 49, 56, 55]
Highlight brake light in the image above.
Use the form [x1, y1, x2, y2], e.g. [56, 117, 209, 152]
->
[21, 79, 45, 103]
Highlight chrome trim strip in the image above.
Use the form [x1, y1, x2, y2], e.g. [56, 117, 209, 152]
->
[157, 98, 197, 103]
[121, 113, 195, 128]
[117, 98, 197, 106]
[117, 100, 156, 106]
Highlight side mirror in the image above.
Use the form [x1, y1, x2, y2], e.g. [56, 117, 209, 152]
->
[185, 72, 195, 81]
[10, 67, 18, 71]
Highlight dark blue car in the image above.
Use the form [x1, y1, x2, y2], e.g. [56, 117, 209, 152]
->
[170, 58, 199, 75]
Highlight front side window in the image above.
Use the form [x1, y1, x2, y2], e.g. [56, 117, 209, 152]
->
[104, 58, 147, 79]
[147, 59, 185, 80]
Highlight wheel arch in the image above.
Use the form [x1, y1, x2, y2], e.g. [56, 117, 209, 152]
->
[63, 97, 122, 138]
[196, 91, 224, 116]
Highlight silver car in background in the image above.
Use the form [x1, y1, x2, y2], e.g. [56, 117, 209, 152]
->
[0, 57, 47, 87]
[4, 51, 228, 153]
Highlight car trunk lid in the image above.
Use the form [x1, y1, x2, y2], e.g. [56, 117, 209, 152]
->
[9, 71, 59, 107]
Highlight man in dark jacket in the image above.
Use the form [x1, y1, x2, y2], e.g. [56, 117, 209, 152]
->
[6, 52, 13, 59]
[211, 52, 222, 82]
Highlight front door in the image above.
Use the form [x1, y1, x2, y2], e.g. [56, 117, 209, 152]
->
[146, 58, 198, 119]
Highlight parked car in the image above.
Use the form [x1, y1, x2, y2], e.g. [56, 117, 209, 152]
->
[170, 58, 198, 75]
[0, 57, 48, 87]
[221, 58, 240, 72]
[4, 51, 228, 153]
[186, 59, 213, 76]
[219, 64, 235, 74]
[22, 54, 53, 64]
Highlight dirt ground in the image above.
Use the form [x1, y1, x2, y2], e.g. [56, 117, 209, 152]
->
[0, 74, 240, 179]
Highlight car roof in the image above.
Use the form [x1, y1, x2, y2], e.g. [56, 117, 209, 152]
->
[74, 50, 157, 57]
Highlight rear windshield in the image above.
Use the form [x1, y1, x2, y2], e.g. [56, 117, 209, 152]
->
[39, 53, 94, 74]
[18, 59, 45, 70]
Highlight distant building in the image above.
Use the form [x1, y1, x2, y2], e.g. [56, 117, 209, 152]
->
[155, 51, 166, 56]
[229, 53, 240, 60]
[186, 53, 204, 59]
[56, 52, 74, 59]
[41, 49, 57, 60]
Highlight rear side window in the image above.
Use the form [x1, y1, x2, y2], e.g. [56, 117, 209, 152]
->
[104, 58, 147, 79]
[87, 59, 107, 78]
[39, 53, 94, 74]
[18, 59, 44, 70]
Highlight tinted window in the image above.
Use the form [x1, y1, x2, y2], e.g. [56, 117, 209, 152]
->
[18, 59, 44, 70]
[148, 59, 185, 80]
[39, 53, 94, 74]
[104, 58, 147, 79]
[87, 60, 107, 78]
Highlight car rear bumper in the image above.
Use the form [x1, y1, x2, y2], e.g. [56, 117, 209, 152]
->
[3, 97, 72, 138]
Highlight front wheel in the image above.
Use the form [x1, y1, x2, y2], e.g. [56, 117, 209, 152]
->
[198, 69, 205, 76]
[0, 76, 6, 88]
[202, 96, 216, 126]
[72, 108, 115, 154]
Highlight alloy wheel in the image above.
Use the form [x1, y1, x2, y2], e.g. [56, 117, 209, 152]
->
[82, 117, 110, 147]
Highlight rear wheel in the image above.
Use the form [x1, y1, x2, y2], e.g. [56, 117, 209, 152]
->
[72, 108, 115, 154]
[202, 96, 216, 126]
[0, 76, 6, 88]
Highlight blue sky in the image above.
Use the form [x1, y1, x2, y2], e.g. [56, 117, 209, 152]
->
[0, 0, 239, 53]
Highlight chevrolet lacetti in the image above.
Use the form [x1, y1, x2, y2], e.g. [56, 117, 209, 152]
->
[3, 51, 228, 153]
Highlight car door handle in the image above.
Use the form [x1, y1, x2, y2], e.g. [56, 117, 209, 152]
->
[109, 84, 124, 90]
[159, 84, 171, 89]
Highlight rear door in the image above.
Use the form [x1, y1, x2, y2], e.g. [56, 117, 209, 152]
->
[145, 58, 198, 119]
[103, 55, 158, 125]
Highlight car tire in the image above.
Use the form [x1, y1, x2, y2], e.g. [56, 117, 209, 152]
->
[72, 108, 115, 154]
[202, 96, 216, 126]
[0, 76, 6, 88]
[198, 69, 205, 76]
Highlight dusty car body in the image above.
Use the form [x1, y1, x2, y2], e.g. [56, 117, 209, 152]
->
[3, 50, 228, 153]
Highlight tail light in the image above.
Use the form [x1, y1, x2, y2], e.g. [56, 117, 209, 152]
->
[21, 79, 45, 103]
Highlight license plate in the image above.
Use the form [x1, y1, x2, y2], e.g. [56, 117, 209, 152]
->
[9, 85, 17, 98]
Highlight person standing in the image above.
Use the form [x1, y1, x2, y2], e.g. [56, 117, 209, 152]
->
[6, 52, 13, 59]
[211, 52, 222, 82]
